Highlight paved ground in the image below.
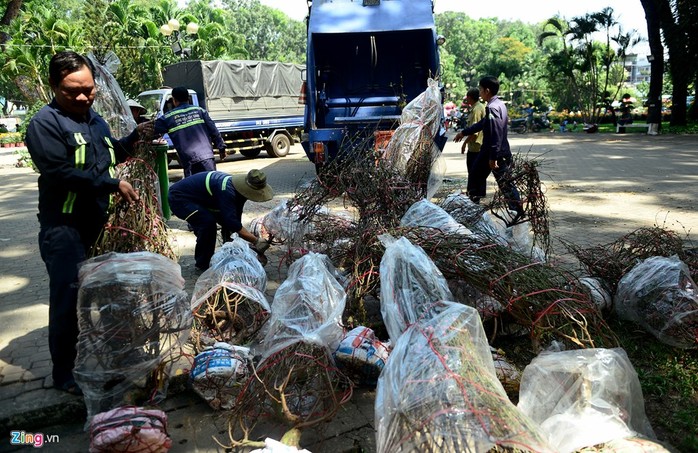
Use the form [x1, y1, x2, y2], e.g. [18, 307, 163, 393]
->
[0, 131, 696, 452]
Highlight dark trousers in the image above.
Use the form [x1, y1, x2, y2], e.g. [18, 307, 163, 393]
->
[168, 200, 221, 269]
[184, 157, 216, 178]
[469, 156, 523, 213]
[38, 225, 93, 385]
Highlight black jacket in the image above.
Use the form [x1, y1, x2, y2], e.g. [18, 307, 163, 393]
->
[26, 101, 138, 229]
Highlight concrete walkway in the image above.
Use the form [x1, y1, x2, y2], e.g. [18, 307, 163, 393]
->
[0, 132, 696, 451]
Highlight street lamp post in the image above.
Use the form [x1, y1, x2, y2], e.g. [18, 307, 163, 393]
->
[160, 19, 199, 59]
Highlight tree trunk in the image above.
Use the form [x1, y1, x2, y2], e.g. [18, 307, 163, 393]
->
[0, 0, 23, 48]
[654, 0, 692, 126]
[640, 0, 664, 131]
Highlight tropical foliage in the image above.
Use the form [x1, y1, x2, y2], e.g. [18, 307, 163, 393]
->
[0, 0, 694, 126]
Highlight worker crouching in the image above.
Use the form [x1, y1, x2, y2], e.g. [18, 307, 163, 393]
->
[168, 170, 272, 270]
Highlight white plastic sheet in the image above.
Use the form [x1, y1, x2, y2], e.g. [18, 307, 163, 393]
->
[400, 198, 473, 236]
[615, 255, 698, 349]
[379, 235, 453, 342]
[261, 252, 346, 358]
[517, 348, 655, 452]
[376, 301, 551, 453]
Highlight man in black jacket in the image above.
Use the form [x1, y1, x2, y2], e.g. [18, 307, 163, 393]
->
[26, 51, 149, 395]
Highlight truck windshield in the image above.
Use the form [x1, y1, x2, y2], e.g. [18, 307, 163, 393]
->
[137, 94, 166, 118]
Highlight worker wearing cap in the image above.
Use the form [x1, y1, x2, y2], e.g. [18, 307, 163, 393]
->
[154, 86, 227, 177]
[168, 169, 273, 270]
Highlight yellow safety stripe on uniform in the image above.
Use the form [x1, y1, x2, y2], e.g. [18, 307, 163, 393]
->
[221, 176, 230, 191]
[169, 119, 205, 134]
[104, 137, 117, 177]
[74, 132, 87, 145]
[62, 192, 77, 214]
[164, 106, 201, 119]
[205, 172, 213, 196]
[62, 137, 87, 214]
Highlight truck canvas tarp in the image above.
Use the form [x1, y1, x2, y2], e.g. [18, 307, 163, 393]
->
[302, 0, 443, 169]
[163, 60, 305, 121]
[141, 60, 305, 159]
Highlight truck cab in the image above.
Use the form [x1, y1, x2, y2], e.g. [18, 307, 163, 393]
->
[301, 0, 443, 170]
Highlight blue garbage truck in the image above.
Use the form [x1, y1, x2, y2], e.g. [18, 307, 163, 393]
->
[300, 0, 444, 172]
[138, 60, 304, 161]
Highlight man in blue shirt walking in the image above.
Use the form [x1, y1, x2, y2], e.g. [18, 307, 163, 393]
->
[155, 86, 227, 177]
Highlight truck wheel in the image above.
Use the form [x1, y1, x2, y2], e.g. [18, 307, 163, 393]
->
[266, 134, 291, 158]
[240, 149, 262, 158]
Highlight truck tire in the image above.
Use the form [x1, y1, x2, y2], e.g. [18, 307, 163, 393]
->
[240, 149, 262, 158]
[265, 134, 291, 158]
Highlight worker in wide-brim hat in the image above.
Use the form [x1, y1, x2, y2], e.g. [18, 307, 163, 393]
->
[168, 169, 273, 270]
[126, 99, 148, 124]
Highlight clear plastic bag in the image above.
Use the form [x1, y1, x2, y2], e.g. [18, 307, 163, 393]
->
[400, 198, 473, 236]
[198, 236, 268, 294]
[190, 237, 270, 351]
[86, 52, 136, 139]
[261, 252, 346, 359]
[383, 78, 443, 195]
[75, 252, 191, 424]
[517, 348, 655, 453]
[379, 235, 453, 342]
[376, 301, 551, 453]
[615, 255, 698, 349]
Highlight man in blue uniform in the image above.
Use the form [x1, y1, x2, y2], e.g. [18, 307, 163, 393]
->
[154, 86, 227, 177]
[26, 51, 150, 395]
[168, 170, 273, 270]
[454, 76, 524, 222]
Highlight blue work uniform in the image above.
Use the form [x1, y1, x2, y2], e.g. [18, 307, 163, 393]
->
[461, 95, 522, 213]
[168, 171, 246, 270]
[25, 100, 139, 387]
[154, 103, 226, 177]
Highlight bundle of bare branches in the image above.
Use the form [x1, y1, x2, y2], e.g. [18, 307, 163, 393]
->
[74, 252, 191, 423]
[496, 154, 550, 253]
[400, 227, 618, 350]
[189, 238, 271, 353]
[376, 302, 552, 453]
[564, 226, 696, 292]
[190, 287, 270, 353]
[223, 253, 353, 448]
[92, 151, 175, 261]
